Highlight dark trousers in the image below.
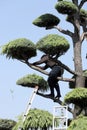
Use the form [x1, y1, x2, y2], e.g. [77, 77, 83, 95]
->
[48, 66, 61, 97]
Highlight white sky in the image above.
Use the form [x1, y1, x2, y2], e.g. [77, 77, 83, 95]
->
[0, 0, 87, 121]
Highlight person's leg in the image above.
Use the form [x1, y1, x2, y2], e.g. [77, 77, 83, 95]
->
[47, 76, 55, 97]
[55, 82, 61, 98]
[48, 66, 62, 98]
[48, 77, 61, 99]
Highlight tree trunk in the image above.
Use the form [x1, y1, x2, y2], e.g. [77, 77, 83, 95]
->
[73, 105, 82, 118]
[73, 39, 85, 87]
[73, 36, 85, 118]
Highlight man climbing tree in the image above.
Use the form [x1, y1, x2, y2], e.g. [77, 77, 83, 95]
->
[32, 54, 64, 99]
[1, 0, 87, 129]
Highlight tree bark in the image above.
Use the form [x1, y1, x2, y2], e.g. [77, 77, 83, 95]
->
[73, 39, 85, 88]
[72, 12, 85, 117]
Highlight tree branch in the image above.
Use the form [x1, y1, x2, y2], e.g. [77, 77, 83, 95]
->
[57, 77, 75, 82]
[24, 60, 75, 82]
[37, 92, 73, 114]
[19, 59, 75, 82]
[51, 58, 76, 75]
[79, 0, 87, 9]
[53, 26, 73, 37]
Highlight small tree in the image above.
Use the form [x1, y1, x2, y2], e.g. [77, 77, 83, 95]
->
[23, 109, 53, 130]
[12, 109, 53, 130]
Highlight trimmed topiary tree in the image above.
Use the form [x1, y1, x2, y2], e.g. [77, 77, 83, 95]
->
[1, 38, 37, 60]
[55, 1, 78, 15]
[32, 13, 60, 28]
[36, 34, 70, 57]
[64, 88, 87, 117]
[16, 74, 49, 92]
[64, 88, 87, 108]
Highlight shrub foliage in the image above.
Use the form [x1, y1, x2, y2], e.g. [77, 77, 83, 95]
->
[16, 74, 49, 92]
[67, 115, 87, 130]
[1, 38, 36, 60]
[32, 13, 60, 28]
[36, 34, 70, 56]
[55, 1, 78, 15]
[23, 109, 53, 130]
[64, 88, 87, 108]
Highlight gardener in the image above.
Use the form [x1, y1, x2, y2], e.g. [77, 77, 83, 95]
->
[32, 54, 64, 99]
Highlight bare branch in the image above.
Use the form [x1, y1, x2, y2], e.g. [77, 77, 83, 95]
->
[79, 0, 87, 9]
[37, 92, 73, 114]
[80, 32, 87, 42]
[54, 26, 73, 37]
[57, 77, 75, 82]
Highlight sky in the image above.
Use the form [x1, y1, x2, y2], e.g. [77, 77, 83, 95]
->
[0, 0, 87, 121]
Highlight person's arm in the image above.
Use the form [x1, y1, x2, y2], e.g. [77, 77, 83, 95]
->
[32, 59, 44, 65]
[32, 55, 48, 65]
[36, 64, 48, 70]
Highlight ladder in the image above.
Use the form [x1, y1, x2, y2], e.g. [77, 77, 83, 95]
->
[18, 86, 39, 130]
[53, 106, 68, 130]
